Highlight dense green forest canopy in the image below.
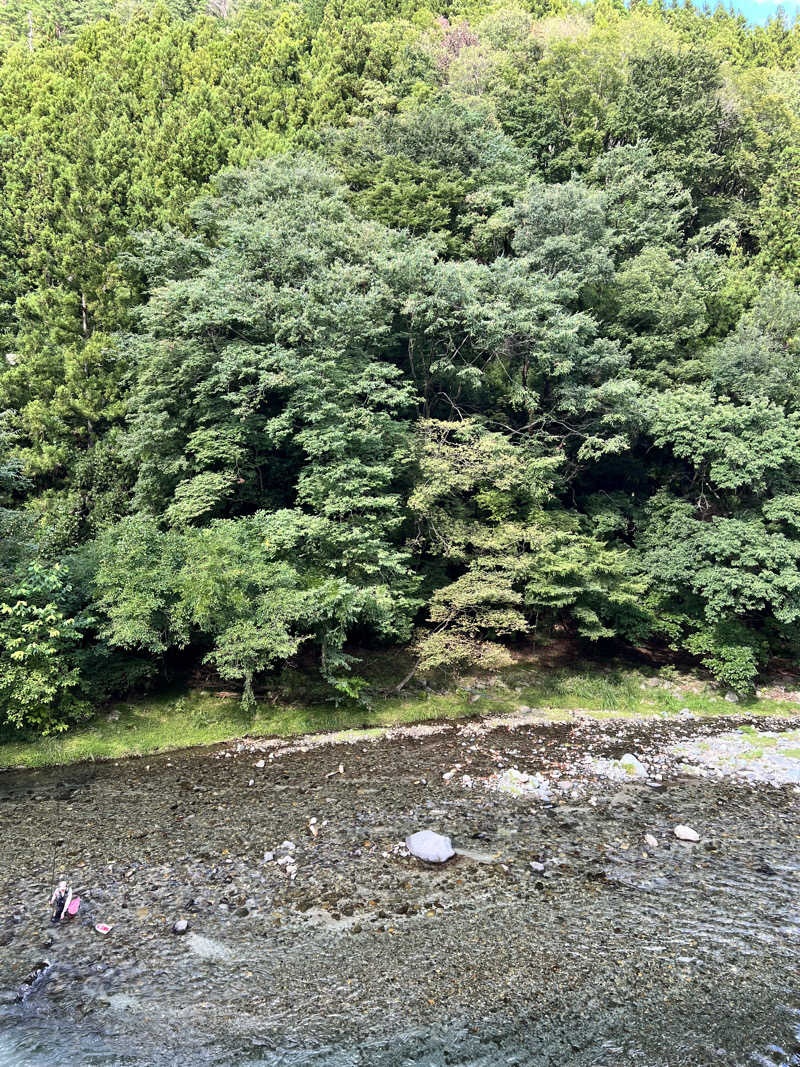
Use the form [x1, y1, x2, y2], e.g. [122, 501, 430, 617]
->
[1, 0, 800, 732]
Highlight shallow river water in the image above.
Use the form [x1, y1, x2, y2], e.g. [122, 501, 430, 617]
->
[1, 712, 799, 1066]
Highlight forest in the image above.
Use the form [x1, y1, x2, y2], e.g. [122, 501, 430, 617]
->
[1, 0, 800, 734]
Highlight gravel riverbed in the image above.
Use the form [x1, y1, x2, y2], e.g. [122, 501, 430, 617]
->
[1, 711, 799, 1066]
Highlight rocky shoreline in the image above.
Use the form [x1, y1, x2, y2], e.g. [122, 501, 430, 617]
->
[2, 711, 799, 1065]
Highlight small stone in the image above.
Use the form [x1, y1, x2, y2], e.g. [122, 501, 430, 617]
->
[172, 919, 190, 935]
[351, 923, 362, 934]
[644, 833, 658, 850]
[724, 691, 739, 703]
[674, 825, 700, 842]
[529, 861, 546, 873]
[255, 760, 265, 769]
[469, 694, 481, 704]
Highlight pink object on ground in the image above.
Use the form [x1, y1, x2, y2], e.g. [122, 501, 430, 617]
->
[67, 897, 80, 916]
[95, 923, 112, 935]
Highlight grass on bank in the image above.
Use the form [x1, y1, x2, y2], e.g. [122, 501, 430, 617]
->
[1, 662, 799, 770]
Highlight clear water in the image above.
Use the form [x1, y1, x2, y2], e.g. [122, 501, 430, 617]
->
[2, 717, 799, 1066]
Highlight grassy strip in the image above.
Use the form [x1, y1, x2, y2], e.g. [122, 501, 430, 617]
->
[1, 664, 798, 770]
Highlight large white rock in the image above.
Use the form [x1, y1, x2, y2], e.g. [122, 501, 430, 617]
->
[619, 753, 647, 777]
[674, 824, 700, 842]
[406, 830, 455, 864]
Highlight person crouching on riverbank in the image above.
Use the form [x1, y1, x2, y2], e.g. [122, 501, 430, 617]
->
[50, 880, 72, 924]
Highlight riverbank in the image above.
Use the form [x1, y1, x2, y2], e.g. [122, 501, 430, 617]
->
[3, 660, 800, 770]
[2, 710, 799, 1065]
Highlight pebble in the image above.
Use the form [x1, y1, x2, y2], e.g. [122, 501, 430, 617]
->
[674, 825, 700, 842]
[172, 919, 190, 934]
[644, 833, 658, 849]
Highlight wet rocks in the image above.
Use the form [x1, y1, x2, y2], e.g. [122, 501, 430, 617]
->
[489, 768, 551, 800]
[671, 728, 800, 787]
[16, 960, 50, 1000]
[4, 707, 800, 1066]
[406, 830, 455, 864]
[674, 824, 700, 842]
[585, 753, 647, 781]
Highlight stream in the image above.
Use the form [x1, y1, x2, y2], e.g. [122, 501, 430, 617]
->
[1, 712, 799, 1065]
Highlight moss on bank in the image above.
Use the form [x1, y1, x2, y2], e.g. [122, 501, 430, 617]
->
[1, 663, 798, 770]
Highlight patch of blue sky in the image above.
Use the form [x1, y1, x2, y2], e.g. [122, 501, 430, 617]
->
[712, 0, 799, 23]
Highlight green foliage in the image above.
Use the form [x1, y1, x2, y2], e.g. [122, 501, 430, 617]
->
[322, 96, 526, 257]
[3, 0, 800, 731]
[756, 146, 800, 285]
[96, 159, 421, 698]
[707, 279, 800, 406]
[408, 419, 648, 672]
[0, 563, 90, 733]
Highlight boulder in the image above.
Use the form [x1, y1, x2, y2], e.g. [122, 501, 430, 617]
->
[619, 753, 647, 777]
[406, 830, 455, 864]
[674, 825, 700, 842]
